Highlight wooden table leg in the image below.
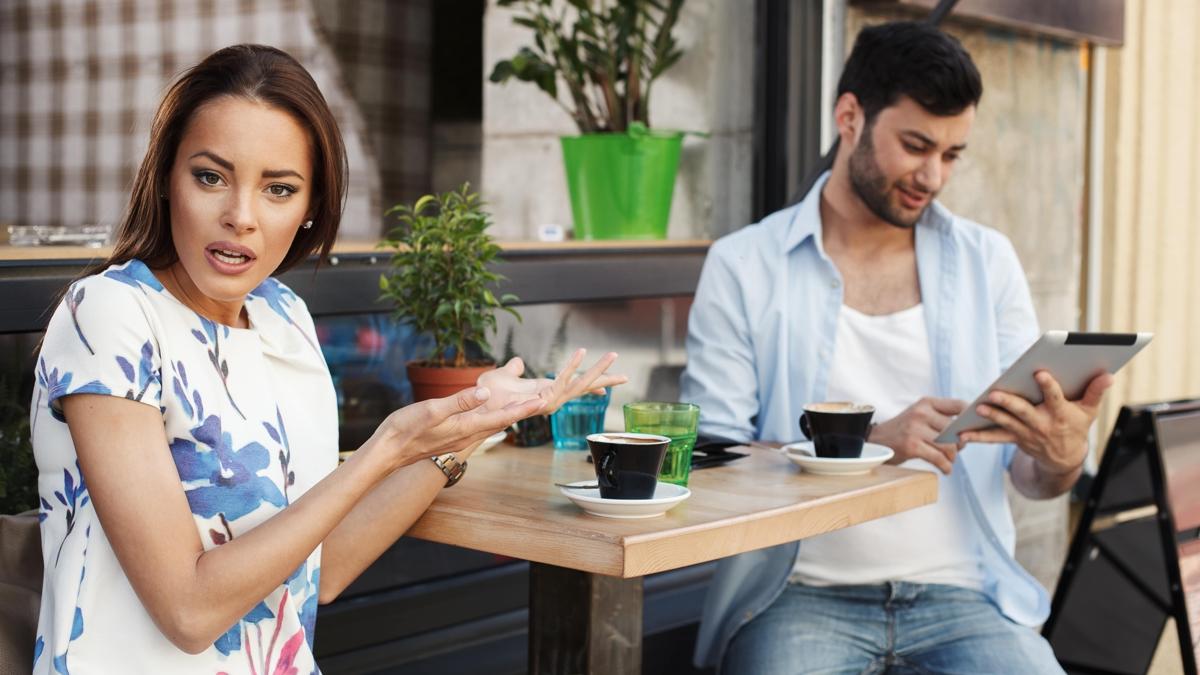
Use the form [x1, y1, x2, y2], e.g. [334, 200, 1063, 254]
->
[528, 562, 643, 674]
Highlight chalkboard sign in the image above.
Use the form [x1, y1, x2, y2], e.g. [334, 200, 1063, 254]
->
[1044, 400, 1200, 675]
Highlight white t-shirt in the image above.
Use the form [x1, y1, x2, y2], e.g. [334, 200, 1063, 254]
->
[790, 303, 985, 590]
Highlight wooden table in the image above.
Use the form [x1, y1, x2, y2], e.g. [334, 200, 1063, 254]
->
[406, 443, 938, 674]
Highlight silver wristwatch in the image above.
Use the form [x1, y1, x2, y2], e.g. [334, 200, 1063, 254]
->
[430, 453, 467, 487]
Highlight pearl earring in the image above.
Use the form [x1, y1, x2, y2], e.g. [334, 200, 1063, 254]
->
[302, 220, 313, 230]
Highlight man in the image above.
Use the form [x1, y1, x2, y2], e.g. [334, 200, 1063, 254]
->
[681, 22, 1112, 674]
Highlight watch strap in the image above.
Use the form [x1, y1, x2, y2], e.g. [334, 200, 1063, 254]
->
[430, 453, 466, 487]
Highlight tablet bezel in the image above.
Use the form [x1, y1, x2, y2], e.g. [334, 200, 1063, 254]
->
[935, 331, 1154, 444]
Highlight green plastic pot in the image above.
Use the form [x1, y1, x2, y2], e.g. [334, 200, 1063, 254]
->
[560, 123, 682, 240]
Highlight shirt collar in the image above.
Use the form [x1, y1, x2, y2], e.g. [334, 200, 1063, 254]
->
[782, 171, 953, 254]
[781, 172, 830, 254]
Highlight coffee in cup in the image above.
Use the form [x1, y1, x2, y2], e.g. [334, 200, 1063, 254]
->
[798, 402, 875, 459]
[586, 432, 670, 499]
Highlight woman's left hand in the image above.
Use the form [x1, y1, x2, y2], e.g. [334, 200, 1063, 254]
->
[958, 370, 1113, 474]
[476, 348, 628, 416]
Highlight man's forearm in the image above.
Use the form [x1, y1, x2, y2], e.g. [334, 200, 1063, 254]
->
[1010, 450, 1084, 500]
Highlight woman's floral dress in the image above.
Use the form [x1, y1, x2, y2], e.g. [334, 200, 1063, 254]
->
[31, 259, 338, 674]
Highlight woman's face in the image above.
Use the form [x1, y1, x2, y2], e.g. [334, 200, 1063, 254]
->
[165, 96, 313, 320]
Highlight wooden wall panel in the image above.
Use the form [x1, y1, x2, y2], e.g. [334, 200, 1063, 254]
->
[1098, 0, 1200, 441]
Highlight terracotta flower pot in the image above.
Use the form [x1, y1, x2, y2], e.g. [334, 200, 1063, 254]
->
[406, 363, 495, 403]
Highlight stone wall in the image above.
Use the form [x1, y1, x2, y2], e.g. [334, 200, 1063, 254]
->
[479, 0, 757, 431]
[480, 0, 755, 240]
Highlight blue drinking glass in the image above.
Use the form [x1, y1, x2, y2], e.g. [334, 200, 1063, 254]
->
[550, 386, 612, 450]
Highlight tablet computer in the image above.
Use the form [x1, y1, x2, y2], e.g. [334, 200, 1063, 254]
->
[935, 331, 1154, 444]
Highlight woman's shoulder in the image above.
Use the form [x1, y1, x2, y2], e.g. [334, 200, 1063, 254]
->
[38, 260, 168, 408]
[247, 276, 311, 323]
[72, 258, 168, 300]
[48, 260, 167, 335]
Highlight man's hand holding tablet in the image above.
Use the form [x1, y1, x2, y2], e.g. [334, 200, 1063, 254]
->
[959, 369, 1112, 470]
[938, 331, 1153, 495]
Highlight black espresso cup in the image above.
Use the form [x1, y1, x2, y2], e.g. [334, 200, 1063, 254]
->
[586, 432, 670, 499]
[798, 402, 876, 459]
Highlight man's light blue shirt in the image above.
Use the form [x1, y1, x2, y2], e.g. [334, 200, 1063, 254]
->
[681, 174, 1049, 669]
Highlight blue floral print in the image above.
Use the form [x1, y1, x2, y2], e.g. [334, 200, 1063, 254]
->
[191, 316, 246, 420]
[263, 407, 295, 503]
[101, 260, 165, 293]
[34, 357, 111, 428]
[250, 278, 319, 354]
[64, 285, 94, 356]
[39, 461, 89, 567]
[115, 339, 158, 402]
[171, 359, 197, 420]
[214, 600, 276, 657]
[169, 415, 287, 521]
[33, 259, 331, 673]
[51, 524, 92, 675]
[299, 568, 320, 651]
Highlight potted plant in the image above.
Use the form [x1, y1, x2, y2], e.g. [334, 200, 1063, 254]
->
[379, 183, 520, 402]
[490, 0, 688, 240]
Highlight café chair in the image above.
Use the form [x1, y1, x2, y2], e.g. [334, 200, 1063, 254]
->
[0, 510, 41, 674]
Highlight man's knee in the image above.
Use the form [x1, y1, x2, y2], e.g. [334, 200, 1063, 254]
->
[906, 614, 1063, 674]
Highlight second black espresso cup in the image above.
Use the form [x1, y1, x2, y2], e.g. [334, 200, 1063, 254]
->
[798, 402, 876, 459]
[586, 432, 670, 499]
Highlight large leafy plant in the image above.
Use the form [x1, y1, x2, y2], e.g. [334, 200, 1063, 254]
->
[490, 0, 686, 133]
[379, 184, 520, 368]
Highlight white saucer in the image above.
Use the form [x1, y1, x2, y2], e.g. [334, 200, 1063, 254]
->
[781, 441, 894, 475]
[474, 430, 508, 456]
[559, 481, 691, 519]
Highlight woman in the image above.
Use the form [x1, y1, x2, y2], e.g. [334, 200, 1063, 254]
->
[31, 44, 625, 673]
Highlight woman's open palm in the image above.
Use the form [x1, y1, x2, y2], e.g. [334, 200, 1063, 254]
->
[381, 386, 546, 465]
[476, 348, 628, 415]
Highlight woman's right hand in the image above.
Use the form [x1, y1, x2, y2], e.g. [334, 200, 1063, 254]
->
[476, 348, 628, 415]
[371, 386, 546, 468]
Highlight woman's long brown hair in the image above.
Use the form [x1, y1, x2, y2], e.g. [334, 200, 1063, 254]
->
[37, 45, 344, 354]
[99, 43, 347, 276]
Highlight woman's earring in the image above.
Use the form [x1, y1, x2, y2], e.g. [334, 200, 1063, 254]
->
[302, 220, 313, 230]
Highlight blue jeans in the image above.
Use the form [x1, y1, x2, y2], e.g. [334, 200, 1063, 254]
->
[722, 582, 1063, 675]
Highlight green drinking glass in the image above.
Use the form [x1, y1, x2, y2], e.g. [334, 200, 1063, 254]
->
[623, 401, 700, 486]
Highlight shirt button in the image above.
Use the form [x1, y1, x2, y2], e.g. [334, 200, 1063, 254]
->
[830, 279, 840, 289]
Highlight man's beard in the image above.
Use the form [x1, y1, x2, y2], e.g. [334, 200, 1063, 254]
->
[847, 124, 929, 229]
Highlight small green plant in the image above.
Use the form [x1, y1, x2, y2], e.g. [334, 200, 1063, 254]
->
[489, 0, 686, 133]
[379, 184, 520, 368]
[0, 376, 37, 515]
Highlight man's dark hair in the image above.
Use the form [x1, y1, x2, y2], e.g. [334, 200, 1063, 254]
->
[837, 21, 982, 122]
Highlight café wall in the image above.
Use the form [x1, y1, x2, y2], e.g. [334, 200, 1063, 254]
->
[479, 0, 755, 443]
[1078, 2, 1200, 668]
[1096, 0, 1200, 445]
[480, 0, 755, 241]
[0, 0, 430, 239]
